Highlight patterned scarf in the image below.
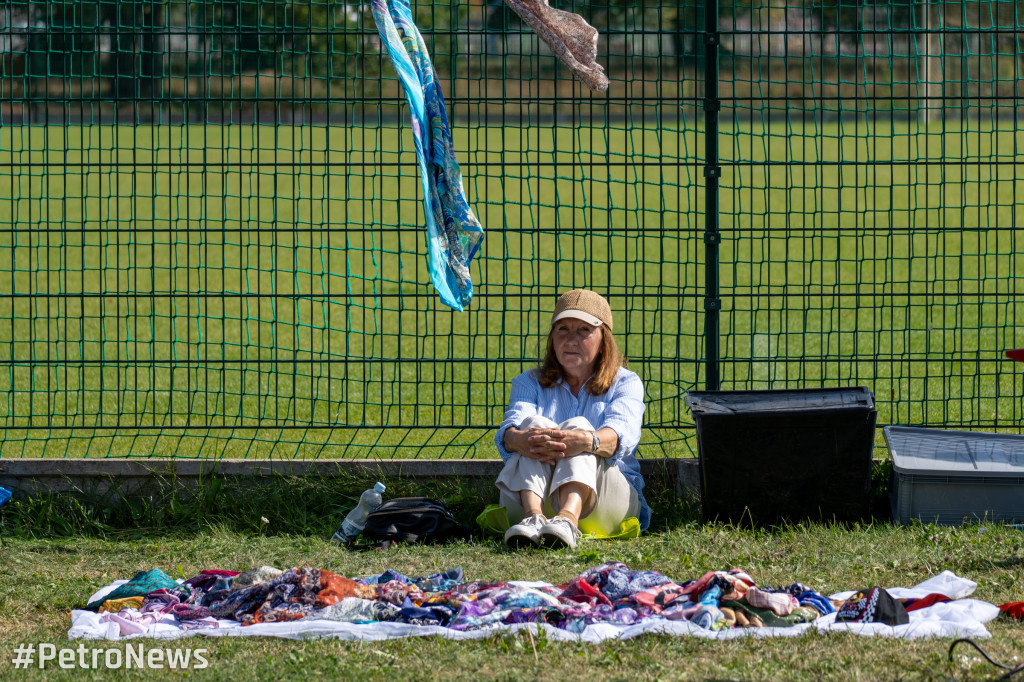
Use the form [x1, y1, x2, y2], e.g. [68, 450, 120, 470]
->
[370, 0, 485, 311]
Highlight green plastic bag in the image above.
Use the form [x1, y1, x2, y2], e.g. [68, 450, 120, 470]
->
[475, 504, 511, 537]
[475, 504, 640, 540]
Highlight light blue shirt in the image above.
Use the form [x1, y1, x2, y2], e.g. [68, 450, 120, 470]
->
[495, 366, 651, 530]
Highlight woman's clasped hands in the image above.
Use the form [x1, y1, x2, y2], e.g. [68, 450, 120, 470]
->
[522, 427, 591, 464]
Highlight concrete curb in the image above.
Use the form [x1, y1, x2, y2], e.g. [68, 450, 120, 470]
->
[0, 458, 702, 499]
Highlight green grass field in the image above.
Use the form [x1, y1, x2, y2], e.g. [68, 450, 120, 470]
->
[3, 528, 1023, 682]
[1, 477, 1023, 681]
[0, 122, 1022, 458]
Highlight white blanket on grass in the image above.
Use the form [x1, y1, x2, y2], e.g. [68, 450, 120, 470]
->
[68, 570, 1000, 643]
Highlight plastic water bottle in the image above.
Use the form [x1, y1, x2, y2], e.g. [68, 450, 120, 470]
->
[331, 482, 386, 544]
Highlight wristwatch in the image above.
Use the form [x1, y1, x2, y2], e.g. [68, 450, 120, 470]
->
[590, 430, 601, 454]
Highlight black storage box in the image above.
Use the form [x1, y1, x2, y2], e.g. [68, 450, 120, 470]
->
[684, 387, 877, 525]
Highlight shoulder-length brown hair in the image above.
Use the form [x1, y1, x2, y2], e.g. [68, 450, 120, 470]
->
[535, 326, 624, 395]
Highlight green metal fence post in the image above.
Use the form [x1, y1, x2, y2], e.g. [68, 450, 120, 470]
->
[702, 0, 721, 391]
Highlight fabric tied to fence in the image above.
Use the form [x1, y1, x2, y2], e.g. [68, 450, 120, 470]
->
[370, 0, 485, 311]
[503, 0, 608, 92]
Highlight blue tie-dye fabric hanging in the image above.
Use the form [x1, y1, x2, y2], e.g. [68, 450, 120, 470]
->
[370, 0, 485, 311]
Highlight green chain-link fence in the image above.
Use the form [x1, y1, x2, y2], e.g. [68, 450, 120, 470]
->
[0, 0, 1021, 459]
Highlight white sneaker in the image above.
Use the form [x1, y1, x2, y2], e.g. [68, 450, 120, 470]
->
[504, 514, 548, 548]
[539, 516, 582, 549]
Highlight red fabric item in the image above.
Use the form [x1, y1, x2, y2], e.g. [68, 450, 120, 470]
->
[999, 602, 1024, 618]
[1006, 349, 1024, 362]
[902, 593, 952, 612]
[559, 577, 612, 606]
[633, 582, 684, 612]
[680, 571, 716, 597]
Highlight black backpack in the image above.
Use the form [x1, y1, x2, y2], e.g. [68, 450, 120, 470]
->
[360, 497, 474, 548]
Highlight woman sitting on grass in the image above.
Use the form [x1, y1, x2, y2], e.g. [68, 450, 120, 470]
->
[494, 289, 650, 549]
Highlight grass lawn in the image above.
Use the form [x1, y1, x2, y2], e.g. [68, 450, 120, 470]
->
[0, 474, 1023, 680]
[2, 511, 1024, 681]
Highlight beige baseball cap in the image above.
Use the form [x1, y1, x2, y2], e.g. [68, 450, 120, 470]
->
[551, 289, 613, 331]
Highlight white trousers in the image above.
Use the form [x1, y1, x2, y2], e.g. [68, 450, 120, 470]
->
[495, 415, 640, 536]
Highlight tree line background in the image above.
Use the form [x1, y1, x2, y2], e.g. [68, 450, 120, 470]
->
[1, 0, 1021, 122]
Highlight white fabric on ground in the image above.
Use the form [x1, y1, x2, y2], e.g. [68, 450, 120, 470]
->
[830, 570, 980, 602]
[68, 571, 1000, 643]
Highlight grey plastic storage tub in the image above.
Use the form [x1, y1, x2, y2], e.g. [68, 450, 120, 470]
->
[684, 387, 877, 525]
[885, 426, 1024, 525]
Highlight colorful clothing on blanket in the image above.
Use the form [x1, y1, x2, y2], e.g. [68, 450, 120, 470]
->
[370, 0, 484, 311]
[100, 607, 219, 635]
[95, 562, 837, 633]
[719, 600, 816, 628]
[309, 598, 402, 623]
[100, 608, 175, 636]
[207, 568, 374, 626]
[622, 565, 833, 631]
[232, 566, 283, 589]
[94, 579, 220, 634]
[751, 581, 837, 615]
[183, 569, 240, 593]
[97, 596, 145, 613]
[319, 571, 379, 604]
[85, 568, 191, 611]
